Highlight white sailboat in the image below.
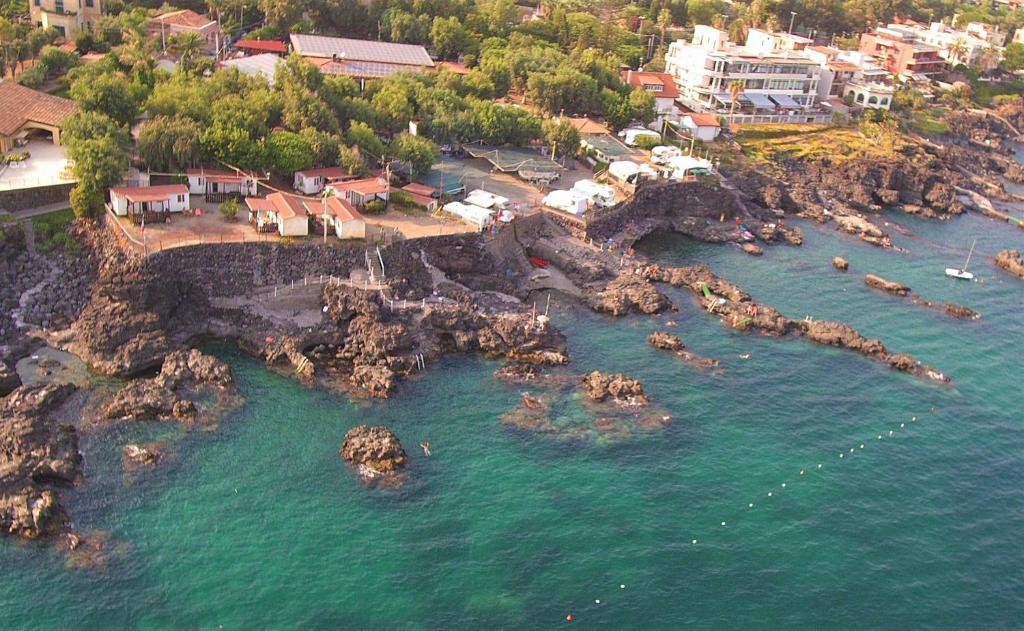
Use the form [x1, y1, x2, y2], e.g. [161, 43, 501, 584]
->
[945, 238, 977, 280]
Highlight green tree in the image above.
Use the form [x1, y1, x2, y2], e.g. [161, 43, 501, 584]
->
[300, 127, 342, 166]
[68, 135, 129, 192]
[431, 16, 473, 59]
[346, 121, 386, 161]
[69, 183, 105, 220]
[628, 87, 657, 125]
[542, 118, 581, 158]
[392, 133, 439, 179]
[137, 115, 203, 171]
[1002, 42, 1024, 72]
[338, 144, 367, 176]
[220, 197, 239, 221]
[168, 31, 205, 74]
[70, 72, 138, 126]
[266, 130, 314, 175]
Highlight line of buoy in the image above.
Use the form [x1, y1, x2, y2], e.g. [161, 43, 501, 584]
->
[564, 411, 930, 623]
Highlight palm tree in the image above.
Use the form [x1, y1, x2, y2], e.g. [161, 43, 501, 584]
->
[728, 80, 744, 119]
[948, 39, 968, 67]
[657, 8, 671, 48]
[169, 32, 204, 74]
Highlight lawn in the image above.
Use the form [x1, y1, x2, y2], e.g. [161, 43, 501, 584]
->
[906, 109, 951, 136]
[735, 123, 911, 173]
[31, 208, 81, 257]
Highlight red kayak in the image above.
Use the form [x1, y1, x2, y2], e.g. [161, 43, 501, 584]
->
[529, 256, 550, 268]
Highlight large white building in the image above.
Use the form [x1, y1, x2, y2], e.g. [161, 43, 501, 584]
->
[877, 21, 1004, 69]
[665, 26, 830, 124]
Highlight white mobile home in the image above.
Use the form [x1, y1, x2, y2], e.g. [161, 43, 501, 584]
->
[188, 168, 259, 199]
[293, 166, 350, 195]
[244, 192, 310, 237]
[108, 184, 190, 222]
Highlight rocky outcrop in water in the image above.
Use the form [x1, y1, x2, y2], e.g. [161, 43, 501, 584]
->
[103, 349, 233, 422]
[340, 425, 408, 485]
[635, 263, 950, 382]
[833, 257, 849, 271]
[741, 243, 763, 256]
[865, 274, 911, 296]
[0, 384, 82, 539]
[588, 272, 672, 316]
[647, 331, 721, 370]
[995, 249, 1024, 279]
[581, 371, 648, 405]
[122, 443, 162, 467]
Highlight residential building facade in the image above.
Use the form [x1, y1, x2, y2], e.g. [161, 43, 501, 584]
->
[621, 70, 680, 120]
[29, 0, 103, 39]
[148, 10, 224, 55]
[859, 27, 946, 79]
[665, 26, 829, 124]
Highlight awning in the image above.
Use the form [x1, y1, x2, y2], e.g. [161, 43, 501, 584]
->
[744, 92, 776, 110]
[714, 92, 734, 105]
[769, 94, 801, 109]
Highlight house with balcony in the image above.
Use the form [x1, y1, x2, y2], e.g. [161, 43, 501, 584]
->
[859, 28, 945, 80]
[29, 0, 103, 39]
[187, 168, 259, 201]
[108, 184, 190, 224]
[664, 25, 829, 124]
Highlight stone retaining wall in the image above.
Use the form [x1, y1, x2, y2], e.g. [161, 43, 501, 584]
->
[584, 181, 741, 240]
[0, 183, 73, 212]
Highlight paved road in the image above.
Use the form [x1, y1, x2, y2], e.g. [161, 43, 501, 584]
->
[3, 202, 71, 220]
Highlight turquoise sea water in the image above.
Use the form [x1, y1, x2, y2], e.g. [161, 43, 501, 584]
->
[3, 208, 1023, 629]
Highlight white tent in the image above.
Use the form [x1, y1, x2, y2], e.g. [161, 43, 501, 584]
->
[464, 189, 509, 209]
[571, 179, 616, 207]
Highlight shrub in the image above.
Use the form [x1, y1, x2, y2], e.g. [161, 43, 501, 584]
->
[220, 197, 239, 221]
[389, 190, 414, 209]
[363, 199, 387, 214]
[18, 65, 47, 88]
[69, 184, 103, 220]
[636, 135, 662, 150]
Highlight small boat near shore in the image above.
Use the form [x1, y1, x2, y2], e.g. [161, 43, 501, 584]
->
[945, 239, 976, 281]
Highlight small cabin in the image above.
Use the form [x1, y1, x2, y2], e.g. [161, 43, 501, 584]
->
[188, 168, 259, 201]
[244, 193, 309, 237]
[108, 184, 190, 224]
[293, 166, 351, 195]
[327, 177, 390, 208]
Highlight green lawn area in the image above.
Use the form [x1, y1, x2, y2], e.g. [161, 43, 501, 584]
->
[736, 123, 910, 172]
[31, 208, 81, 257]
[971, 79, 1024, 106]
[906, 109, 951, 135]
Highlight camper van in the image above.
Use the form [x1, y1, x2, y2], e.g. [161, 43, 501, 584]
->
[572, 179, 616, 208]
[608, 160, 660, 185]
[651, 145, 682, 165]
[542, 189, 589, 216]
[666, 155, 714, 180]
[618, 127, 662, 147]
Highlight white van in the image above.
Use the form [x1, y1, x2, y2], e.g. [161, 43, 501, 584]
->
[619, 127, 661, 147]
[651, 145, 682, 164]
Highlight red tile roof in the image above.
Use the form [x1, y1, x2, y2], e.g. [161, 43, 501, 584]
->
[110, 184, 188, 202]
[296, 166, 349, 179]
[188, 168, 251, 183]
[621, 71, 680, 99]
[0, 81, 79, 137]
[323, 197, 364, 222]
[683, 112, 721, 127]
[401, 183, 437, 197]
[235, 39, 287, 53]
[152, 9, 216, 29]
[566, 117, 609, 135]
[332, 177, 389, 195]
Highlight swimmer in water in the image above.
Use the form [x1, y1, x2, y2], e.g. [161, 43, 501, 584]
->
[420, 442, 431, 457]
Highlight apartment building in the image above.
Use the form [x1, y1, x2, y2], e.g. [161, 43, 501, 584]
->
[859, 26, 948, 79]
[665, 26, 829, 124]
[29, 0, 103, 39]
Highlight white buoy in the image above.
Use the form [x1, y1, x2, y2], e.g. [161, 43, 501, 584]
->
[781, 483, 786, 488]
[721, 521, 726, 526]
[912, 416, 917, 421]
[768, 491, 773, 496]
[749, 503, 754, 508]
[620, 585, 625, 589]
[692, 539, 698, 544]
[889, 430, 894, 436]
[840, 454, 844, 458]
[595, 600, 601, 604]
[878, 435, 882, 439]
[849, 448, 854, 453]
[817, 464, 822, 468]
[859, 444, 864, 449]
[900, 423, 905, 428]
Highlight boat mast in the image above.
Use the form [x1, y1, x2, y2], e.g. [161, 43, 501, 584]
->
[964, 238, 977, 271]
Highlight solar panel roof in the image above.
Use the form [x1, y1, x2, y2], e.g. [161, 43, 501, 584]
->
[290, 34, 434, 67]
